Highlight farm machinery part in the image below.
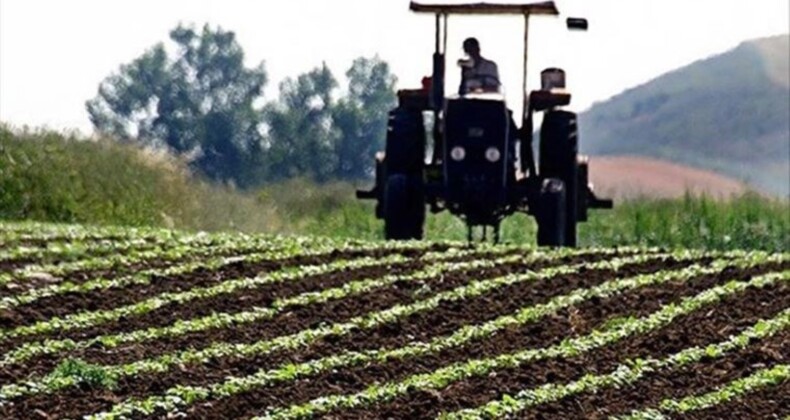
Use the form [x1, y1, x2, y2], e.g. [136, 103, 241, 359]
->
[358, 1, 613, 246]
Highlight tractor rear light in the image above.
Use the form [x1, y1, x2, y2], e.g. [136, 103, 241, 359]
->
[451, 146, 466, 161]
[485, 147, 501, 163]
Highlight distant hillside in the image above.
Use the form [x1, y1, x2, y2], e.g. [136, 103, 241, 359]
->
[588, 156, 748, 199]
[580, 34, 790, 196]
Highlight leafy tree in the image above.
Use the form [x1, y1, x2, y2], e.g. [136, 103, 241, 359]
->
[86, 24, 267, 187]
[332, 56, 397, 180]
[264, 63, 339, 182]
[264, 57, 397, 182]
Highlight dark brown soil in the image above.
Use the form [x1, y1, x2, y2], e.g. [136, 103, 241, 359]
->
[321, 277, 789, 419]
[2, 256, 624, 415]
[687, 381, 789, 419]
[533, 332, 788, 419]
[0, 251, 596, 385]
[0, 246, 441, 348]
[174, 260, 771, 419]
[1, 250, 785, 420]
[0, 245, 446, 330]
[3, 257, 704, 418]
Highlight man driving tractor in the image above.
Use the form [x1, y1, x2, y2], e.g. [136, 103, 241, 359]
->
[458, 37, 501, 94]
[357, 2, 612, 246]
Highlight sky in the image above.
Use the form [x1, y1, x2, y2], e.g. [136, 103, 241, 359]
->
[0, 0, 788, 133]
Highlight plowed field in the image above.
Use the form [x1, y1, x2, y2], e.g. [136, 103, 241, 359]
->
[0, 222, 787, 419]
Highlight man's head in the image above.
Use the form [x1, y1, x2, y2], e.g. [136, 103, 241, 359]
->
[462, 37, 481, 59]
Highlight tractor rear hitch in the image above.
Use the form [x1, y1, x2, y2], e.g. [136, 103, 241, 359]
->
[356, 188, 377, 200]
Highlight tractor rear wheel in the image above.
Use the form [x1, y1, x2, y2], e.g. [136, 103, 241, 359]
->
[540, 110, 579, 247]
[536, 178, 567, 247]
[384, 173, 425, 240]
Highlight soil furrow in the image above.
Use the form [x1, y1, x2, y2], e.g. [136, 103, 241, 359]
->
[319, 275, 790, 419]
[0, 252, 604, 391]
[0, 249, 552, 382]
[0, 242, 269, 299]
[534, 332, 788, 419]
[69, 251, 612, 363]
[0, 245, 441, 331]
[8, 257, 695, 418]
[0, 246, 439, 349]
[174, 259, 759, 419]
[686, 381, 789, 419]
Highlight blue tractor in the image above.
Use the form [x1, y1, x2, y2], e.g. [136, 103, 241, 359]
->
[357, 1, 612, 246]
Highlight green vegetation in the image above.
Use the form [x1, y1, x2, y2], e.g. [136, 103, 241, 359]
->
[617, 364, 790, 419]
[581, 34, 790, 195]
[1, 126, 787, 251]
[0, 222, 786, 418]
[51, 359, 117, 391]
[445, 304, 790, 420]
[0, 125, 294, 233]
[88, 24, 395, 187]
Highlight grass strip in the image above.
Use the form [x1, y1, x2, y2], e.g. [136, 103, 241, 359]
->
[82, 251, 664, 418]
[615, 364, 789, 420]
[251, 269, 788, 420]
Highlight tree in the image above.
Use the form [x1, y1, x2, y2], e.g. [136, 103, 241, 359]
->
[86, 24, 268, 187]
[264, 63, 339, 182]
[332, 56, 398, 180]
[263, 57, 397, 182]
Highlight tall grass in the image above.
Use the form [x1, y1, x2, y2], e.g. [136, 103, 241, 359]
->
[255, 180, 788, 251]
[0, 125, 269, 232]
[1, 125, 787, 251]
[579, 192, 789, 251]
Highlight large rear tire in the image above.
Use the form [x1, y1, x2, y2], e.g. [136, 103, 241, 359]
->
[540, 110, 579, 247]
[384, 174, 425, 240]
[536, 178, 567, 247]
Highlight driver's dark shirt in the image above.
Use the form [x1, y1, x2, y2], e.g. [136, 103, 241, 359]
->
[459, 57, 500, 95]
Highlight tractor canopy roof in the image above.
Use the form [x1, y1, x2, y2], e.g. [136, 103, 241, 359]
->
[410, 1, 559, 16]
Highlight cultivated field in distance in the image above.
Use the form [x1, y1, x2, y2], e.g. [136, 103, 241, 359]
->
[0, 221, 786, 419]
[589, 156, 749, 199]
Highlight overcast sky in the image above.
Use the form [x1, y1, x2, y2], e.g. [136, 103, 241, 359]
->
[1, 0, 788, 133]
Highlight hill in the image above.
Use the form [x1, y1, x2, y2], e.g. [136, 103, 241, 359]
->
[579, 34, 790, 196]
[588, 156, 748, 199]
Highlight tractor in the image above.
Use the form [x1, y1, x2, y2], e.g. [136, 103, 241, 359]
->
[357, 1, 612, 246]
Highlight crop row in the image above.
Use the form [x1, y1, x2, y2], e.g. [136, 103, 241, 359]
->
[440, 304, 789, 420]
[252, 269, 787, 420]
[0, 231, 441, 305]
[0, 246, 599, 370]
[617, 364, 788, 420]
[0, 247, 627, 400]
[0, 221, 180, 243]
[0, 237, 159, 264]
[0, 231, 282, 289]
[74, 251, 701, 418]
[0, 232, 409, 310]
